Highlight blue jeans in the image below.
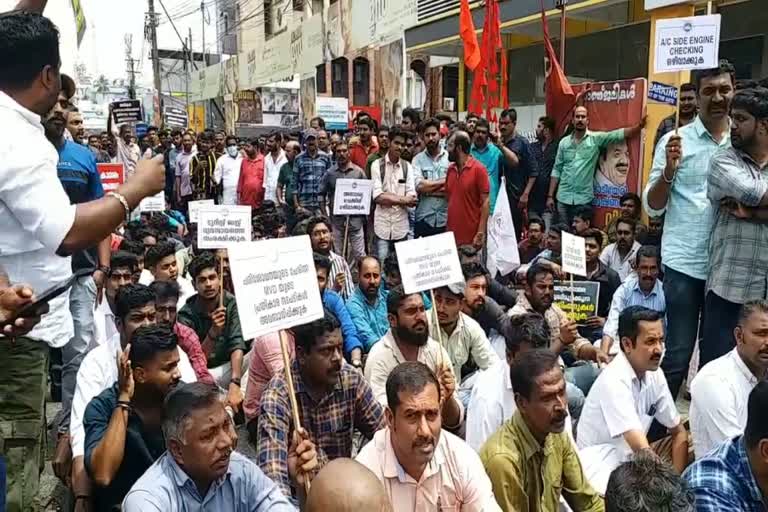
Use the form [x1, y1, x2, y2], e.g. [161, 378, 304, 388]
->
[375, 236, 406, 264]
[701, 290, 740, 369]
[557, 201, 591, 227]
[660, 266, 705, 401]
[56, 275, 96, 433]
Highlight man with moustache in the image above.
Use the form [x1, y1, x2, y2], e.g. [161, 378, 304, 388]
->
[471, 117, 504, 216]
[549, 106, 644, 225]
[595, 141, 631, 190]
[366, 123, 389, 178]
[295, 129, 332, 216]
[460, 262, 510, 338]
[704, 86, 768, 367]
[308, 217, 355, 299]
[214, 135, 243, 206]
[263, 131, 287, 204]
[66, 109, 85, 143]
[498, 108, 539, 239]
[654, 83, 698, 147]
[599, 217, 641, 282]
[481, 349, 603, 512]
[347, 256, 390, 352]
[238, 137, 266, 209]
[258, 312, 385, 500]
[83, 324, 184, 510]
[644, 61, 735, 400]
[413, 118, 450, 238]
[175, 132, 197, 212]
[445, 130, 490, 248]
[357, 362, 501, 511]
[601, 246, 666, 356]
[277, 140, 301, 230]
[190, 132, 219, 201]
[365, 286, 464, 430]
[530, 116, 558, 229]
[123, 382, 309, 511]
[690, 300, 768, 459]
[578, 307, 688, 495]
[350, 117, 379, 172]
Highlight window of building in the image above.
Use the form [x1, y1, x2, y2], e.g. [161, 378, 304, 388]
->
[316, 64, 327, 94]
[264, 0, 273, 36]
[332, 57, 349, 98]
[293, 0, 303, 11]
[352, 57, 370, 105]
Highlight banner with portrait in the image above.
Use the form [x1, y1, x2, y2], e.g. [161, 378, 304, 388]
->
[233, 90, 263, 128]
[573, 78, 647, 228]
[374, 38, 405, 129]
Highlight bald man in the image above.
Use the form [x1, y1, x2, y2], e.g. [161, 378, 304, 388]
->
[306, 458, 391, 512]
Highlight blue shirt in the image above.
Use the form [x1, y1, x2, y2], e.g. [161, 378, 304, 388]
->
[502, 135, 539, 202]
[470, 143, 503, 214]
[57, 140, 104, 272]
[84, 385, 166, 511]
[412, 148, 450, 228]
[347, 286, 390, 352]
[322, 289, 363, 355]
[643, 116, 730, 280]
[683, 435, 766, 512]
[295, 150, 331, 209]
[122, 451, 294, 511]
[603, 275, 667, 342]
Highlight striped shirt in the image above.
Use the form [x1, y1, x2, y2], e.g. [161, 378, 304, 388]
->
[190, 152, 219, 200]
[328, 250, 354, 299]
[257, 361, 385, 498]
[706, 147, 768, 303]
[603, 275, 666, 343]
[684, 435, 766, 512]
[643, 116, 731, 280]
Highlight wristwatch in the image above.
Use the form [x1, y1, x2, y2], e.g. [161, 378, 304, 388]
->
[230, 377, 242, 387]
[96, 265, 110, 275]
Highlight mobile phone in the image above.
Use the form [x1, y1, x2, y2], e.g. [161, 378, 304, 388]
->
[6, 270, 89, 322]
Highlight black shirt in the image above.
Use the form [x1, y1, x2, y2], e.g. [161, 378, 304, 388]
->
[83, 384, 166, 511]
[573, 262, 621, 341]
[502, 135, 539, 204]
[530, 139, 558, 214]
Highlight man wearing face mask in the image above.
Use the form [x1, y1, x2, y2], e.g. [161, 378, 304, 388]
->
[365, 286, 464, 430]
[481, 349, 603, 512]
[123, 382, 307, 511]
[644, 61, 736, 401]
[357, 362, 501, 511]
[214, 135, 243, 205]
[578, 307, 688, 495]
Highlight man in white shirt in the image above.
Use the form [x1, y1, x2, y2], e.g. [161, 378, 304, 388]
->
[139, 240, 195, 308]
[213, 135, 242, 205]
[430, 283, 498, 408]
[364, 286, 464, 430]
[577, 306, 688, 494]
[357, 362, 501, 512]
[371, 127, 417, 262]
[263, 131, 287, 204]
[599, 217, 641, 281]
[94, 251, 139, 348]
[466, 312, 571, 451]
[69, 284, 197, 506]
[0, 12, 164, 509]
[690, 300, 768, 458]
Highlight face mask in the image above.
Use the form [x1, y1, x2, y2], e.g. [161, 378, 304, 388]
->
[226, 145, 239, 158]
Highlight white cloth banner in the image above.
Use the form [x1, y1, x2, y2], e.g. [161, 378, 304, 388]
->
[486, 180, 520, 277]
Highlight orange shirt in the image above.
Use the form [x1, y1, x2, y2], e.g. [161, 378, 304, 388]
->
[349, 138, 379, 170]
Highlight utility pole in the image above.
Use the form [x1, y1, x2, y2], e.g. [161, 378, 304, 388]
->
[189, 27, 195, 128]
[184, 35, 190, 113]
[147, 0, 163, 125]
[556, 0, 567, 70]
[124, 33, 137, 99]
[201, 1, 207, 67]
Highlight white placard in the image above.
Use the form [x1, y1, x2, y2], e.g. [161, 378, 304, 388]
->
[333, 179, 373, 216]
[395, 232, 464, 295]
[139, 191, 165, 212]
[188, 199, 215, 223]
[654, 14, 721, 74]
[315, 96, 349, 131]
[228, 236, 324, 339]
[561, 232, 587, 277]
[197, 205, 252, 249]
[645, 0, 692, 10]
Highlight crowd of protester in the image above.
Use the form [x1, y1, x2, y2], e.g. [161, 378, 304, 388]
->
[3, 7, 768, 512]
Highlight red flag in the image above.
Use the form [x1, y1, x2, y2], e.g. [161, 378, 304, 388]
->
[460, 0, 481, 71]
[540, 0, 575, 136]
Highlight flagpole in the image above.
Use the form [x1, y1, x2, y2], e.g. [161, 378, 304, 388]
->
[557, 0, 567, 70]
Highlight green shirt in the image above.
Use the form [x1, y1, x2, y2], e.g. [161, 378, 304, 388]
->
[277, 160, 296, 208]
[552, 129, 625, 205]
[366, 150, 386, 179]
[177, 291, 247, 368]
[480, 412, 604, 512]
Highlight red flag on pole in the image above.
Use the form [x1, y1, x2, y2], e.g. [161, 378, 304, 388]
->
[540, 0, 575, 136]
[460, 0, 481, 71]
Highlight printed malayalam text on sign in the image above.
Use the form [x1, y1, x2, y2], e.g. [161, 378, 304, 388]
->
[554, 281, 600, 324]
[561, 232, 587, 277]
[333, 179, 373, 216]
[97, 163, 124, 193]
[228, 236, 324, 339]
[111, 100, 143, 124]
[188, 200, 215, 223]
[654, 15, 721, 74]
[139, 191, 165, 213]
[197, 205, 252, 249]
[395, 232, 464, 295]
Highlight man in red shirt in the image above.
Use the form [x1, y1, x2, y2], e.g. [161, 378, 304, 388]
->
[349, 117, 379, 170]
[445, 130, 490, 248]
[237, 138, 265, 209]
